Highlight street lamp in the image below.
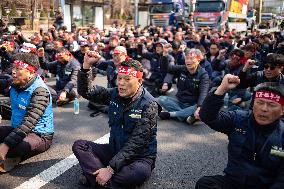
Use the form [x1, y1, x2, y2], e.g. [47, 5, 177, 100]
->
[134, 0, 139, 26]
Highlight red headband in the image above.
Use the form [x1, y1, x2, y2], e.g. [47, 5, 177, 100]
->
[3, 41, 14, 46]
[22, 46, 37, 53]
[186, 52, 203, 61]
[113, 49, 127, 55]
[14, 60, 37, 72]
[118, 66, 143, 78]
[255, 90, 284, 106]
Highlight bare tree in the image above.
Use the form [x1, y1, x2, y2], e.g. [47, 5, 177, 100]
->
[111, 0, 133, 19]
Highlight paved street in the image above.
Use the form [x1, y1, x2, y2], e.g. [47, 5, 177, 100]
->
[0, 76, 228, 189]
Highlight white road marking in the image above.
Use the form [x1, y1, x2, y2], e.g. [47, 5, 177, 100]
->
[14, 133, 110, 189]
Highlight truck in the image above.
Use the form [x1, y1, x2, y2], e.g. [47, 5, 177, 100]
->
[259, 13, 276, 29]
[193, 0, 249, 31]
[147, 0, 190, 27]
[246, 9, 257, 30]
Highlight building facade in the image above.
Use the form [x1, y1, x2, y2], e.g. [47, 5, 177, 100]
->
[60, 0, 104, 30]
[250, 0, 284, 15]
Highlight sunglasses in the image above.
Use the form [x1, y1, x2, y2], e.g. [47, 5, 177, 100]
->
[264, 64, 276, 70]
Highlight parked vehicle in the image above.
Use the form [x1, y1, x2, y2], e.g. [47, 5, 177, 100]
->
[148, 0, 190, 27]
[193, 0, 249, 31]
[259, 13, 276, 29]
[246, 9, 257, 30]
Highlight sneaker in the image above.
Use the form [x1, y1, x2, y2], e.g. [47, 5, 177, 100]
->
[0, 157, 21, 173]
[186, 116, 197, 125]
[159, 111, 171, 120]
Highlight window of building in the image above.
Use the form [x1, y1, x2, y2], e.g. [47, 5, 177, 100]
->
[83, 5, 95, 26]
[73, 5, 83, 27]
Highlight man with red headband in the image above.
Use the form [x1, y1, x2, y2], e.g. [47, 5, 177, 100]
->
[0, 40, 18, 96]
[213, 49, 252, 110]
[196, 74, 284, 189]
[38, 47, 81, 105]
[72, 57, 158, 188]
[0, 53, 54, 172]
[0, 40, 17, 74]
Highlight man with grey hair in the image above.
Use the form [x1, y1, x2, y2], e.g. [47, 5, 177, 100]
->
[158, 48, 210, 124]
[87, 46, 129, 114]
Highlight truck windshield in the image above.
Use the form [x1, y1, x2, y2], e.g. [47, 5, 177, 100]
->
[262, 15, 272, 20]
[195, 1, 224, 12]
[247, 11, 254, 17]
[149, 4, 174, 13]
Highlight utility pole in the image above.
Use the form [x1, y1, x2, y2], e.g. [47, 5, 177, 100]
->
[256, 0, 262, 25]
[31, 0, 37, 30]
[134, 0, 139, 26]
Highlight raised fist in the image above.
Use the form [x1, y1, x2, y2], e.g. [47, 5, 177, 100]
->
[215, 74, 240, 95]
[83, 51, 101, 69]
[243, 59, 256, 71]
[37, 47, 45, 57]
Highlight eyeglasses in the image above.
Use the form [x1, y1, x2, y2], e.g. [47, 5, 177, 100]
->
[264, 64, 276, 70]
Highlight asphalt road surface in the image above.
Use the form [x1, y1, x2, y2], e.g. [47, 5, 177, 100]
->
[0, 76, 228, 189]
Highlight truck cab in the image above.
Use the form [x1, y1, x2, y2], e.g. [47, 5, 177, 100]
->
[246, 9, 257, 30]
[193, 0, 248, 32]
[193, 0, 226, 30]
[259, 13, 275, 29]
[148, 0, 188, 27]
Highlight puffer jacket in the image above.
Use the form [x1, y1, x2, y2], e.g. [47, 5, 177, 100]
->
[200, 92, 284, 189]
[78, 69, 158, 172]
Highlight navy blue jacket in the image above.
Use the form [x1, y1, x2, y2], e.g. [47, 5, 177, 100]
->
[168, 65, 210, 106]
[72, 50, 85, 65]
[143, 52, 175, 84]
[93, 60, 117, 88]
[200, 92, 284, 189]
[78, 69, 158, 172]
[39, 57, 81, 92]
[199, 59, 213, 78]
[238, 71, 284, 89]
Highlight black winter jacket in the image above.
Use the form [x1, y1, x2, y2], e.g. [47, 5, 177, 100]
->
[78, 69, 158, 172]
[39, 57, 80, 92]
[168, 65, 210, 106]
[238, 70, 284, 89]
[200, 92, 284, 189]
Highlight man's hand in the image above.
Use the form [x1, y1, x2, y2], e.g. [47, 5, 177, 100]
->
[93, 168, 113, 186]
[58, 91, 67, 101]
[217, 49, 226, 60]
[97, 43, 105, 50]
[194, 107, 201, 120]
[37, 47, 45, 58]
[83, 51, 101, 69]
[215, 74, 240, 95]
[15, 30, 22, 36]
[232, 98, 242, 105]
[179, 44, 186, 52]
[163, 44, 172, 56]
[242, 59, 256, 72]
[160, 83, 169, 93]
[50, 26, 55, 31]
[0, 143, 9, 160]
